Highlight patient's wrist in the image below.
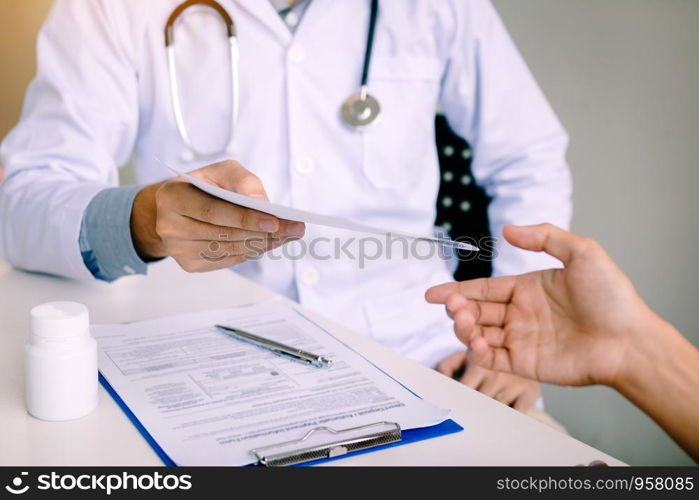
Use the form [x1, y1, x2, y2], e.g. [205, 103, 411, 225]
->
[614, 314, 682, 399]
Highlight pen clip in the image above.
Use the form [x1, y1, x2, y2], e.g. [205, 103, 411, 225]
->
[273, 349, 307, 363]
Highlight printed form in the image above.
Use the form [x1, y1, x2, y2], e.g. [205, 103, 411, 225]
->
[163, 165, 478, 252]
[94, 301, 450, 466]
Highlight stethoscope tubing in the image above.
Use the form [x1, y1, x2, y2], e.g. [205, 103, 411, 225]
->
[165, 0, 380, 158]
[165, 0, 238, 158]
[361, 0, 379, 90]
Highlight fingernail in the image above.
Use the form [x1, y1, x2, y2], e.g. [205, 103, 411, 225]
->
[286, 222, 305, 238]
[259, 218, 279, 233]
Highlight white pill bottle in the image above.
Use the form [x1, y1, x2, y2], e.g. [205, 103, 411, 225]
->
[26, 301, 98, 421]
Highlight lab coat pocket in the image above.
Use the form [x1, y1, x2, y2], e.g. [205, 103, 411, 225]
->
[361, 56, 444, 190]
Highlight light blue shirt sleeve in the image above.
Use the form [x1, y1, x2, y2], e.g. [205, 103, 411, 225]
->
[76, 0, 308, 283]
[78, 185, 148, 282]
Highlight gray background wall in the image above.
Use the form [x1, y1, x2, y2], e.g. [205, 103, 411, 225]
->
[492, 0, 698, 465]
[1, 1, 697, 465]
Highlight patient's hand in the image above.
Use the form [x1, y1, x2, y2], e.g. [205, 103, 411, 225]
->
[436, 350, 540, 412]
[427, 224, 659, 388]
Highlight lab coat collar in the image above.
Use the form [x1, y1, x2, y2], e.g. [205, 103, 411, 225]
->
[234, 0, 331, 45]
[290, 0, 334, 43]
[234, 0, 292, 44]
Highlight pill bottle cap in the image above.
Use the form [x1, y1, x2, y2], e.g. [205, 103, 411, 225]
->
[30, 301, 90, 340]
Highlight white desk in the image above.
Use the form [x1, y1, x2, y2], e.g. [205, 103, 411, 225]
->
[0, 258, 623, 466]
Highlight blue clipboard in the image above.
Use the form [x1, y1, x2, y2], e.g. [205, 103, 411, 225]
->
[99, 373, 463, 466]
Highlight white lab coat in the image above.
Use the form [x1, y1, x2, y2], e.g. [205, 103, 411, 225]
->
[0, 0, 571, 367]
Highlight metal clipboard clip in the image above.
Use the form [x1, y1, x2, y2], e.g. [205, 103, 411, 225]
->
[250, 421, 402, 467]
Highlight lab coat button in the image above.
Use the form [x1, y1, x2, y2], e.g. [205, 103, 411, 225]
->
[285, 12, 299, 28]
[180, 149, 195, 162]
[288, 44, 305, 63]
[300, 266, 320, 286]
[295, 156, 315, 175]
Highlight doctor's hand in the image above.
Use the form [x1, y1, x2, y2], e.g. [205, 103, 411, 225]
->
[436, 350, 540, 412]
[131, 160, 305, 272]
[426, 224, 659, 388]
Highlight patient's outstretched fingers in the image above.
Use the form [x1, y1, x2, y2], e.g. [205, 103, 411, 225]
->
[453, 308, 475, 341]
[470, 338, 512, 374]
[466, 300, 508, 327]
[456, 276, 516, 303]
[425, 282, 459, 304]
[445, 293, 468, 319]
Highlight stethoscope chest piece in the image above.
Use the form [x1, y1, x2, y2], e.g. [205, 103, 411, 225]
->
[341, 90, 381, 128]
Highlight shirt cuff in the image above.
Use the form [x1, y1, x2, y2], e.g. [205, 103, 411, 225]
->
[78, 185, 148, 282]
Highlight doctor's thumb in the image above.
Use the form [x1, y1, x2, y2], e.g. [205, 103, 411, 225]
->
[233, 173, 269, 201]
[203, 159, 270, 201]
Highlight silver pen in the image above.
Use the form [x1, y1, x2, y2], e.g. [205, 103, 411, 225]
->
[215, 325, 333, 368]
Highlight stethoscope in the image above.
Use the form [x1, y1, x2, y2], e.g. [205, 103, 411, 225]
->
[340, 0, 381, 129]
[165, 0, 380, 159]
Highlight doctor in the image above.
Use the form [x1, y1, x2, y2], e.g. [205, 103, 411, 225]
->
[0, 0, 571, 412]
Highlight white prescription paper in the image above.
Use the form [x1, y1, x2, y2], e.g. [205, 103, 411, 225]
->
[94, 301, 451, 466]
[166, 165, 478, 252]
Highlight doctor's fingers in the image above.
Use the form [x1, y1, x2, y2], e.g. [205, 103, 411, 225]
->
[158, 213, 304, 243]
[475, 372, 506, 399]
[435, 350, 467, 377]
[513, 386, 540, 413]
[513, 385, 541, 413]
[171, 238, 292, 261]
[157, 181, 281, 232]
[495, 382, 538, 411]
[460, 362, 486, 389]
